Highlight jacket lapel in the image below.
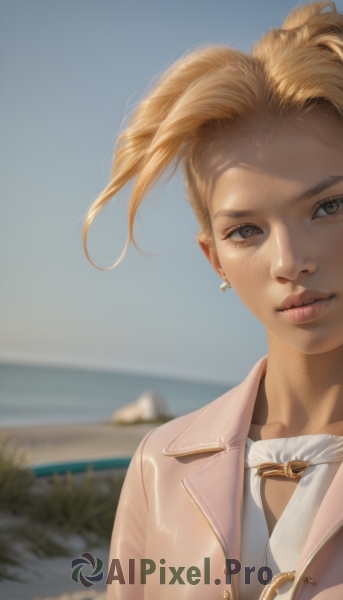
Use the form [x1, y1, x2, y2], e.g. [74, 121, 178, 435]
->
[163, 357, 267, 599]
[182, 445, 245, 566]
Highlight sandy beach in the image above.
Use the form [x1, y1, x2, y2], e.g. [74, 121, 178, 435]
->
[0, 421, 157, 465]
[0, 421, 158, 600]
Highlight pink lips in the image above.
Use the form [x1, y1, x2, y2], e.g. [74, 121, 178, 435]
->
[277, 291, 335, 324]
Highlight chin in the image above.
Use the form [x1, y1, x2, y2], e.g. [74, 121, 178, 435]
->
[280, 327, 343, 355]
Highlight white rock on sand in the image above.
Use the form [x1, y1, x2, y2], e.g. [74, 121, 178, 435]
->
[110, 390, 170, 424]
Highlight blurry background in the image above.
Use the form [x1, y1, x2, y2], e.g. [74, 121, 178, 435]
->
[2, 1, 342, 599]
[2, 0, 343, 420]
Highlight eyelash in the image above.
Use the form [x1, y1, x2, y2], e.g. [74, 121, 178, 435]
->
[223, 194, 343, 246]
[224, 226, 261, 247]
[314, 195, 343, 218]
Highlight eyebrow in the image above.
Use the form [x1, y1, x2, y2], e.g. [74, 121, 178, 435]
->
[212, 174, 343, 220]
[294, 174, 343, 203]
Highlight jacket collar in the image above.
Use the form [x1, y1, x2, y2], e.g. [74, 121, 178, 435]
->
[162, 356, 267, 457]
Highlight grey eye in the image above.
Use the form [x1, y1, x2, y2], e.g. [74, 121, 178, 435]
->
[322, 201, 340, 215]
[227, 224, 262, 241]
[314, 199, 343, 218]
[238, 225, 257, 238]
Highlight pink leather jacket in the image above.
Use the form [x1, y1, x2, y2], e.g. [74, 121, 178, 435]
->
[107, 357, 343, 599]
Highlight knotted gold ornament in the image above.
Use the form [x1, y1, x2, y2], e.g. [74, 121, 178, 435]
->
[257, 460, 310, 478]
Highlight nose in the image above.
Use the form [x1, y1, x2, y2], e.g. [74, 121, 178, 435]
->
[269, 223, 317, 283]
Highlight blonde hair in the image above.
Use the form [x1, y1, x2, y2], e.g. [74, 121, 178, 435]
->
[83, 1, 343, 268]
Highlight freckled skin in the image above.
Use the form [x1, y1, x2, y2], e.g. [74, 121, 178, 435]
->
[197, 116, 343, 536]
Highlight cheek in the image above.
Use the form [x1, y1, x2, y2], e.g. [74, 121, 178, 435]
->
[323, 226, 343, 262]
[313, 224, 343, 281]
[220, 250, 268, 313]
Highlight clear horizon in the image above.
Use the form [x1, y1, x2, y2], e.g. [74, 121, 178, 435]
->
[0, 355, 236, 386]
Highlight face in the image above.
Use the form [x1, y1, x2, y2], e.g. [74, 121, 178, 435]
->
[198, 118, 343, 355]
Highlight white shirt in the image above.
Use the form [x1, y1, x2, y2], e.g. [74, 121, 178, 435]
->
[238, 434, 343, 599]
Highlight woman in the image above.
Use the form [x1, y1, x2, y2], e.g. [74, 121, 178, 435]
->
[83, 2, 343, 598]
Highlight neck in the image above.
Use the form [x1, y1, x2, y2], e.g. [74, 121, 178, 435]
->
[251, 335, 343, 439]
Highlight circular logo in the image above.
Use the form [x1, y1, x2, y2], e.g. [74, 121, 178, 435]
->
[71, 552, 104, 588]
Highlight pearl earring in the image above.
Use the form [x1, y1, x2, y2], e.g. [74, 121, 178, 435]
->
[219, 280, 232, 292]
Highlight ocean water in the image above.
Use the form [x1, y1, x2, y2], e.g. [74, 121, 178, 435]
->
[0, 363, 233, 427]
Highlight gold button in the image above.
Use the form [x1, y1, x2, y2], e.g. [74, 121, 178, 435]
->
[304, 576, 316, 585]
[220, 591, 231, 600]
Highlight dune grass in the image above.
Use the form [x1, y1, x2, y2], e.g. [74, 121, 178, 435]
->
[29, 469, 124, 545]
[0, 436, 125, 581]
[0, 435, 34, 514]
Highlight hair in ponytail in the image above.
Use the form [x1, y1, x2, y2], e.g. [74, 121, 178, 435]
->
[83, 1, 343, 268]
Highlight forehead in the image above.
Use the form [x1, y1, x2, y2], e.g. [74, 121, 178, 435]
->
[202, 117, 343, 214]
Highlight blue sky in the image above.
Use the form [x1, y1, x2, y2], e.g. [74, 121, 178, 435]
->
[2, 0, 341, 384]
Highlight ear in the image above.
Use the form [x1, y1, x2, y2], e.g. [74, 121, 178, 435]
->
[197, 235, 226, 281]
